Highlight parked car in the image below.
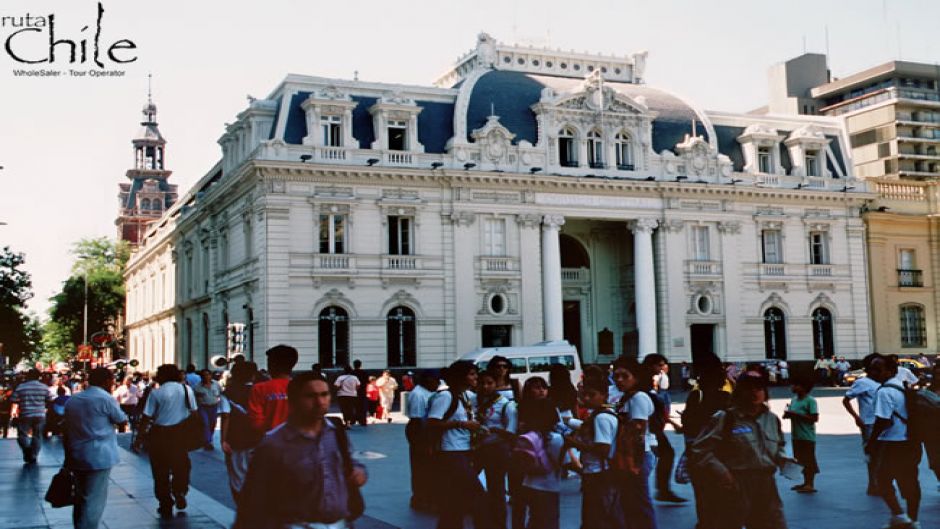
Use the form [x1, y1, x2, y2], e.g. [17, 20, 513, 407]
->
[459, 340, 582, 388]
[842, 357, 932, 386]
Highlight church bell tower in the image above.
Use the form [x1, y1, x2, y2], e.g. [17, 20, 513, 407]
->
[116, 76, 178, 246]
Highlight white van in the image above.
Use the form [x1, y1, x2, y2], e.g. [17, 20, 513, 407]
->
[459, 340, 582, 388]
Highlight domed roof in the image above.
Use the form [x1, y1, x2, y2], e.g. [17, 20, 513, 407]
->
[463, 70, 709, 153]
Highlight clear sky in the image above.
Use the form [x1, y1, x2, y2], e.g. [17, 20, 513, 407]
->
[0, 0, 937, 317]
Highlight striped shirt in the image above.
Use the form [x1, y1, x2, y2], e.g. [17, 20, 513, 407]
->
[12, 380, 53, 418]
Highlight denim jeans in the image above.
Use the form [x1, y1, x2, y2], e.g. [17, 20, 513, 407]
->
[618, 451, 657, 529]
[198, 405, 218, 446]
[16, 416, 45, 462]
[72, 468, 111, 529]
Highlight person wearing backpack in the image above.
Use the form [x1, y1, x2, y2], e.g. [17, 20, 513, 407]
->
[219, 361, 262, 505]
[867, 354, 923, 529]
[642, 354, 687, 503]
[564, 378, 623, 529]
[427, 360, 486, 529]
[514, 397, 564, 529]
[687, 371, 788, 529]
[610, 356, 658, 529]
[475, 369, 518, 529]
[842, 353, 884, 495]
[921, 363, 940, 491]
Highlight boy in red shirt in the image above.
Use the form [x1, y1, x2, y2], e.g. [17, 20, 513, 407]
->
[248, 345, 299, 434]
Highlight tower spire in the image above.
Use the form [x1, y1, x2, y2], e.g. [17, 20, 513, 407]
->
[147, 72, 153, 105]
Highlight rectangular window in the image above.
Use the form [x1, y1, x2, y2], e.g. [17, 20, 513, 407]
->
[805, 152, 819, 177]
[692, 226, 710, 261]
[388, 119, 407, 151]
[762, 230, 782, 264]
[483, 218, 506, 256]
[528, 354, 576, 373]
[388, 215, 412, 255]
[588, 138, 605, 168]
[481, 325, 512, 348]
[900, 305, 927, 347]
[898, 249, 916, 270]
[809, 231, 829, 265]
[758, 147, 772, 173]
[319, 214, 346, 254]
[320, 115, 342, 147]
[559, 137, 577, 167]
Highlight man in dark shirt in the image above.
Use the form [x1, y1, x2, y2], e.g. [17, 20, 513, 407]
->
[235, 372, 367, 529]
[351, 359, 369, 426]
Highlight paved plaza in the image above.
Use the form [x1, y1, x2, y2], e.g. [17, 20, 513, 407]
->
[0, 387, 938, 528]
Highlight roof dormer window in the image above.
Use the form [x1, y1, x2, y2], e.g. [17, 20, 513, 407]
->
[388, 120, 408, 151]
[300, 87, 357, 150]
[558, 127, 578, 167]
[784, 126, 832, 178]
[805, 151, 819, 177]
[758, 147, 773, 174]
[737, 124, 784, 176]
[369, 93, 424, 154]
[320, 115, 342, 147]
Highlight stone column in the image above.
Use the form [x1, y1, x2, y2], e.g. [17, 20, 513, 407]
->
[541, 214, 565, 341]
[630, 218, 659, 359]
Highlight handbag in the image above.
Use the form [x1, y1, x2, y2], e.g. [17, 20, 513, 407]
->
[45, 467, 76, 508]
[178, 385, 206, 452]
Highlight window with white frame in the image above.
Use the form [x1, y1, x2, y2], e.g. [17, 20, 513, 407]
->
[483, 218, 507, 256]
[809, 231, 829, 265]
[898, 248, 916, 270]
[900, 304, 927, 347]
[805, 151, 819, 177]
[388, 215, 413, 255]
[587, 130, 605, 168]
[320, 115, 342, 147]
[762, 229, 783, 264]
[692, 226, 710, 261]
[387, 120, 407, 151]
[319, 214, 346, 254]
[758, 147, 773, 173]
[558, 127, 578, 167]
[615, 132, 634, 169]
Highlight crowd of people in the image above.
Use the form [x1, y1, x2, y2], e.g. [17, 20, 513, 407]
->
[3, 347, 939, 529]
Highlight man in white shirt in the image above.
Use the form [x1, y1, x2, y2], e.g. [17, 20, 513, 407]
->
[113, 375, 142, 433]
[405, 372, 439, 511]
[867, 355, 922, 529]
[333, 365, 361, 428]
[843, 354, 882, 495]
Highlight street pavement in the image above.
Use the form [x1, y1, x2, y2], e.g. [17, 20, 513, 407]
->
[0, 386, 938, 528]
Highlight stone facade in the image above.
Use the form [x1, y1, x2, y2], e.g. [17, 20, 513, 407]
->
[126, 34, 874, 370]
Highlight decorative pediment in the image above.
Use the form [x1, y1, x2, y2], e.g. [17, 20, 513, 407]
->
[538, 71, 650, 116]
[785, 125, 828, 146]
[471, 115, 516, 163]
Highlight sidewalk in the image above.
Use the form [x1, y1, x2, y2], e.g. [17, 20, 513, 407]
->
[0, 436, 234, 529]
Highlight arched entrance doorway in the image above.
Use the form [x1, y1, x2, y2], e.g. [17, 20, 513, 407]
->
[559, 234, 589, 356]
[763, 308, 787, 360]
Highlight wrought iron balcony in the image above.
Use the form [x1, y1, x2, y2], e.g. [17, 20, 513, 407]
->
[898, 269, 923, 287]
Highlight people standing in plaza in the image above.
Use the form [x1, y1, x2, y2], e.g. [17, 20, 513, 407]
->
[565, 378, 623, 529]
[376, 370, 399, 423]
[352, 359, 369, 426]
[922, 363, 940, 489]
[234, 372, 368, 529]
[63, 367, 128, 529]
[784, 377, 819, 493]
[405, 371, 438, 511]
[334, 365, 361, 428]
[834, 357, 851, 386]
[512, 376, 552, 529]
[135, 364, 197, 518]
[10, 368, 53, 464]
[248, 345, 298, 436]
[489, 355, 520, 401]
[813, 357, 830, 387]
[642, 354, 686, 503]
[611, 356, 658, 529]
[113, 375, 141, 434]
[475, 369, 518, 529]
[842, 353, 882, 495]
[517, 398, 564, 529]
[427, 360, 486, 529]
[219, 361, 262, 505]
[688, 371, 788, 529]
[867, 354, 923, 529]
[366, 376, 380, 422]
[193, 369, 222, 450]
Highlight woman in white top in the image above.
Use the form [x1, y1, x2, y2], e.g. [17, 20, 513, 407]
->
[333, 365, 361, 427]
[518, 398, 564, 529]
[375, 370, 399, 423]
[612, 356, 658, 529]
[475, 370, 518, 529]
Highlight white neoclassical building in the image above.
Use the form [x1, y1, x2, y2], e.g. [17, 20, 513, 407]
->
[125, 34, 873, 372]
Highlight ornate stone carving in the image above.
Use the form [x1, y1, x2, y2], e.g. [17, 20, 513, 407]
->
[628, 218, 659, 234]
[542, 214, 566, 229]
[471, 115, 516, 165]
[516, 213, 541, 229]
[717, 221, 742, 234]
[661, 219, 685, 233]
[450, 211, 476, 227]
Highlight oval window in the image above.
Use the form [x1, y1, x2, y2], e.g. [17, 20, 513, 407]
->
[695, 295, 712, 315]
[490, 294, 506, 315]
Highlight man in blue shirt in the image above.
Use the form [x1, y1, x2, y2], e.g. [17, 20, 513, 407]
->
[64, 367, 127, 529]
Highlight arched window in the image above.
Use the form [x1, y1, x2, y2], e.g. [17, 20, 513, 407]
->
[558, 127, 578, 167]
[140, 198, 151, 211]
[387, 306, 416, 367]
[318, 306, 348, 368]
[615, 132, 634, 170]
[152, 200, 162, 211]
[763, 308, 787, 360]
[900, 304, 927, 348]
[587, 129, 605, 168]
[811, 308, 834, 359]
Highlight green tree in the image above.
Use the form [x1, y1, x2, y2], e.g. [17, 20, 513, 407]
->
[43, 238, 128, 361]
[0, 246, 35, 363]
